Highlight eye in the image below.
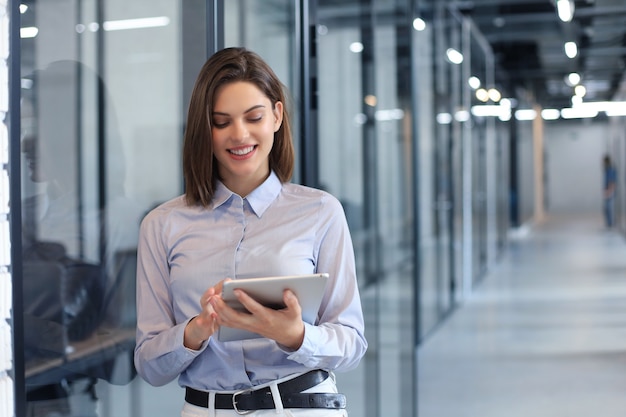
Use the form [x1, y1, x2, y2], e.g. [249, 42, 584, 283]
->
[212, 119, 229, 129]
[246, 111, 264, 123]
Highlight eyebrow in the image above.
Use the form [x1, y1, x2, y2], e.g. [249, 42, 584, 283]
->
[212, 104, 266, 116]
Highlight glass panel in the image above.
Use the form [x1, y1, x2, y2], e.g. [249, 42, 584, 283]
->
[372, 2, 416, 416]
[318, 0, 417, 416]
[420, 2, 459, 339]
[224, 0, 301, 183]
[20, 0, 198, 415]
[469, 30, 488, 282]
[316, 1, 372, 415]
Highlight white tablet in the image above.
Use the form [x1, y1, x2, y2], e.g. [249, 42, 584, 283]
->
[216, 273, 329, 342]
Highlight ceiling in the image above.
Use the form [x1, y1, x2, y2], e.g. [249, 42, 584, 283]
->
[456, 0, 626, 109]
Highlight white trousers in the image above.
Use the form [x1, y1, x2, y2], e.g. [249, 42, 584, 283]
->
[181, 372, 348, 417]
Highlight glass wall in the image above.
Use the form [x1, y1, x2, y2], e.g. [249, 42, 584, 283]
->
[417, 1, 458, 340]
[316, 1, 418, 415]
[19, 1, 204, 415]
[418, 0, 510, 333]
[316, 3, 373, 416]
[13, 1, 512, 416]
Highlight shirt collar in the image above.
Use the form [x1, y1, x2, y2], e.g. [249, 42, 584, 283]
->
[212, 171, 282, 218]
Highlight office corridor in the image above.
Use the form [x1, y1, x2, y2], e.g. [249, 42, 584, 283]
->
[418, 214, 626, 417]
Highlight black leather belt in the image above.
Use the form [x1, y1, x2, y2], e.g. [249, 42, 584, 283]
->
[185, 370, 347, 411]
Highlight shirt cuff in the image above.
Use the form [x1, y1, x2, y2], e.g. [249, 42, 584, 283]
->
[284, 322, 319, 363]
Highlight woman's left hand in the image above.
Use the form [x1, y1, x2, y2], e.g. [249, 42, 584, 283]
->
[209, 289, 305, 350]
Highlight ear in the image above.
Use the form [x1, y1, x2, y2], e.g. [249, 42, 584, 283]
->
[273, 101, 284, 132]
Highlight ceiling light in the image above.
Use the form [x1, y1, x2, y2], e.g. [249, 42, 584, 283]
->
[468, 76, 481, 89]
[364, 95, 377, 107]
[413, 18, 426, 31]
[471, 105, 510, 118]
[541, 109, 561, 120]
[102, 16, 170, 31]
[575, 101, 626, 113]
[349, 42, 364, 53]
[436, 113, 453, 124]
[446, 48, 463, 64]
[375, 109, 405, 121]
[564, 42, 577, 58]
[19, 4, 28, 13]
[499, 112, 512, 121]
[556, 0, 574, 22]
[455, 110, 470, 122]
[515, 109, 537, 121]
[606, 108, 626, 117]
[20, 27, 38, 38]
[561, 107, 597, 119]
[567, 72, 581, 86]
[574, 85, 586, 97]
[476, 88, 489, 102]
[488, 88, 501, 102]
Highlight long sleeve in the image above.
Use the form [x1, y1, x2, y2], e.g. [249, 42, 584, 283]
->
[285, 194, 367, 371]
[133, 202, 206, 387]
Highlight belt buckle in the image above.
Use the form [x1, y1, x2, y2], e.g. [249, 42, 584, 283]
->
[232, 388, 254, 415]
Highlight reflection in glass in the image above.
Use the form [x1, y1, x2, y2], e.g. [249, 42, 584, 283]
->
[21, 59, 141, 416]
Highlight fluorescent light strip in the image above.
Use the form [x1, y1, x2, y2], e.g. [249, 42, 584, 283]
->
[575, 101, 626, 112]
[606, 109, 626, 117]
[21, 16, 170, 38]
[471, 105, 509, 118]
[541, 109, 560, 120]
[102, 16, 170, 31]
[561, 108, 598, 119]
[515, 109, 537, 121]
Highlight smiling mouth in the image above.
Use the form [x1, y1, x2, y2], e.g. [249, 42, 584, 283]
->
[228, 145, 256, 156]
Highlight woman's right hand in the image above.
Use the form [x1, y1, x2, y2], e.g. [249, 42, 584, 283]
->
[183, 279, 229, 350]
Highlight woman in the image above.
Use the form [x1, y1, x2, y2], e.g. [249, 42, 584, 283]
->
[134, 47, 367, 416]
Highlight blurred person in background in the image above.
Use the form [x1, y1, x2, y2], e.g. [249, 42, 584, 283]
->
[602, 154, 617, 228]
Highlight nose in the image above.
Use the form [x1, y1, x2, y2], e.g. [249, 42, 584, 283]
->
[231, 119, 250, 142]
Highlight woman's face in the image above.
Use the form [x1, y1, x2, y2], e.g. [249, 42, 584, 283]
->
[211, 81, 283, 195]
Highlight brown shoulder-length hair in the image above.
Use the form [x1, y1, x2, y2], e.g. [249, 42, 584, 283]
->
[183, 47, 295, 206]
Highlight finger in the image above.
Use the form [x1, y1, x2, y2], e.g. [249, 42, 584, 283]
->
[200, 287, 214, 306]
[233, 289, 266, 314]
[283, 290, 302, 314]
[214, 277, 232, 296]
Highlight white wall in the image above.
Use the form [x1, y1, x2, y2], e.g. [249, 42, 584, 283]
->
[0, 0, 11, 415]
[544, 119, 611, 214]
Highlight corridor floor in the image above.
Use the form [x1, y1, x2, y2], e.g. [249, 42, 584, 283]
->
[417, 214, 626, 417]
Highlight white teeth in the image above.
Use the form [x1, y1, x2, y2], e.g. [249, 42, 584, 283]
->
[230, 145, 254, 156]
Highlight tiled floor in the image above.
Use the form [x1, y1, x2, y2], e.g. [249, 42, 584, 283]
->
[418, 214, 626, 417]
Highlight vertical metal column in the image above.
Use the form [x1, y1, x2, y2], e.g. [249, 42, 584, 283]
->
[297, 0, 319, 188]
[206, 0, 224, 57]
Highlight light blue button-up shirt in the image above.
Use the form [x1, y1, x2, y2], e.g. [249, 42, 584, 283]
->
[134, 172, 367, 391]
